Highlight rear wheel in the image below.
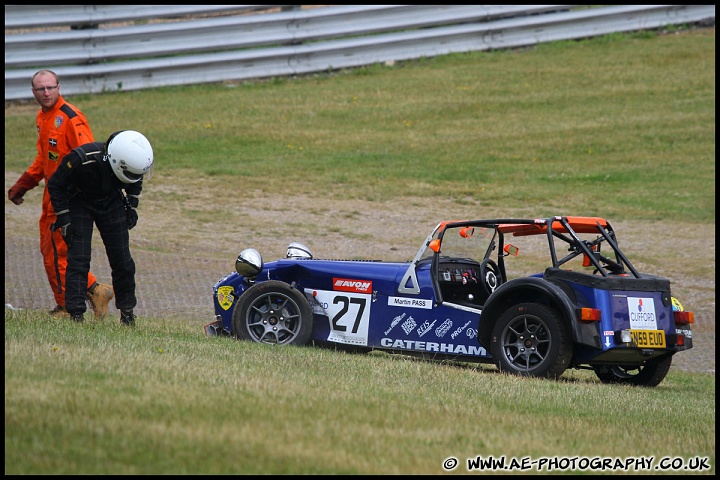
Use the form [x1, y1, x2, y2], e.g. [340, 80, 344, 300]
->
[490, 303, 572, 379]
[232, 280, 313, 346]
[593, 356, 672, 387]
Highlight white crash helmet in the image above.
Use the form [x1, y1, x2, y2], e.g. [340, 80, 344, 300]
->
[106, 130, 154, 184]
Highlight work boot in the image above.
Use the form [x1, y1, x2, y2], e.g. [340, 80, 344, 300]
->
[71, 313, 85, 323]
[87, 282, 114, 319]
[120, 310, 136, 326]
[49, 305, 70, 318]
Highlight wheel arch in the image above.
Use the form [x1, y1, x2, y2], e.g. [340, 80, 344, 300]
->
[477, 277, 578, 349]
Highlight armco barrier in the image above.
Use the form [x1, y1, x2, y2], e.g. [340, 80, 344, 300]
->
[4, 5, 715, 101]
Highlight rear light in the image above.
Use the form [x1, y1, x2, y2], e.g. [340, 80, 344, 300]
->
[674, 311, 694, 325]
[580, 308, 601, 321]
[676, 334, 685, 346]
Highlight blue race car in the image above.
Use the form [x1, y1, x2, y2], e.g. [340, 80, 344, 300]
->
[207, 215, 694, 387]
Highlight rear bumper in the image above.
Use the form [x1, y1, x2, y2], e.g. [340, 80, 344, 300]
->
[585, 348, 677, 366]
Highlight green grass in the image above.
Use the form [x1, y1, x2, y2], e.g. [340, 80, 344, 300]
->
[5, 309, 715, 475]
[4, 28, 715, 222]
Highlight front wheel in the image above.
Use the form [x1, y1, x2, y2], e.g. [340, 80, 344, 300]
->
[490, 303, 572, 379]
[593, 356, 672, 387]
[232, 280, 313, 346]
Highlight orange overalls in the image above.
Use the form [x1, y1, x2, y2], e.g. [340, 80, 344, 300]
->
[25, 95, 98, 306]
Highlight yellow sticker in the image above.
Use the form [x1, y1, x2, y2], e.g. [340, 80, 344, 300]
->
[671, 297, 684, 312]
[217, 286, 235, 311]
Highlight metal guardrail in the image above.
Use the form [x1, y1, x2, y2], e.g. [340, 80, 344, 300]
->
[4, 5, 715, 102]
[6, 5, 574, 68]
[3, 5, 292, 29]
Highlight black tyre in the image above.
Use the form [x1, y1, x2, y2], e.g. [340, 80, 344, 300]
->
[593, 356, 672, 387]
[490, 303, 572, 379]
[232, 280, 313, 346]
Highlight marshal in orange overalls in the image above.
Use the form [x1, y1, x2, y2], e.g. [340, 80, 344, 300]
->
[13, 94, 99, 307]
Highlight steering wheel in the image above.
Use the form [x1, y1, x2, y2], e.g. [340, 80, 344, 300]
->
[479, 259, 501, 297]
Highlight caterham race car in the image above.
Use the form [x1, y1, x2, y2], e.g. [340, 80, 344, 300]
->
[206, 215, 694, 387]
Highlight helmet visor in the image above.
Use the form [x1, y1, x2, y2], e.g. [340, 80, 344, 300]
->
[128, 163, 154, 182]
[144, 162, 154, 182]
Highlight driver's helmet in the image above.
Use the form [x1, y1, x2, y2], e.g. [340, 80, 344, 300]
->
[105, 130, 154, 184]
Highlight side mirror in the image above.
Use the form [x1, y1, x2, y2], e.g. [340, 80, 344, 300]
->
[504, 244, 519, 256]
[429, 239, 441, 253]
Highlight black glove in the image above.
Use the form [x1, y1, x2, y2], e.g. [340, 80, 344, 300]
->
[126, 194, 139, 209]
[52, 212, 74, 247]
[126, 207, 138, 230]
[123, 194, 139, 230]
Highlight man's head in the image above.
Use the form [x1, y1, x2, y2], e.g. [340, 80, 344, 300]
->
[31, 70, 61, 112]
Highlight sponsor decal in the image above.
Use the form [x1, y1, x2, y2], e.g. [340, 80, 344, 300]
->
[54, 116, 63, 129]
[451, 320, 472, 340]
[435, 319, 453, 338]
[676, 328, 692, 339]
[381, 338, 487, 356]
[333, 278, 372, 294]
[49, 152, 59, 161]
[671, 297, 684, 312]
[401, 316, 417, 335]
[384, 312, 405, 335]
[627, 297, 657, 330]
[388, 296, 432, 309]
[417, 319, 437, 337]
[216, 286, 235, 311]
[49, 138, 57, 147]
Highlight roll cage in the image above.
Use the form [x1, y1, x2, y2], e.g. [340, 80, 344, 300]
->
[398, 215, 640, 297]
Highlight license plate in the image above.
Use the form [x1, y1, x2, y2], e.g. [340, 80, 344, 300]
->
[630, 329, 666, 348]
